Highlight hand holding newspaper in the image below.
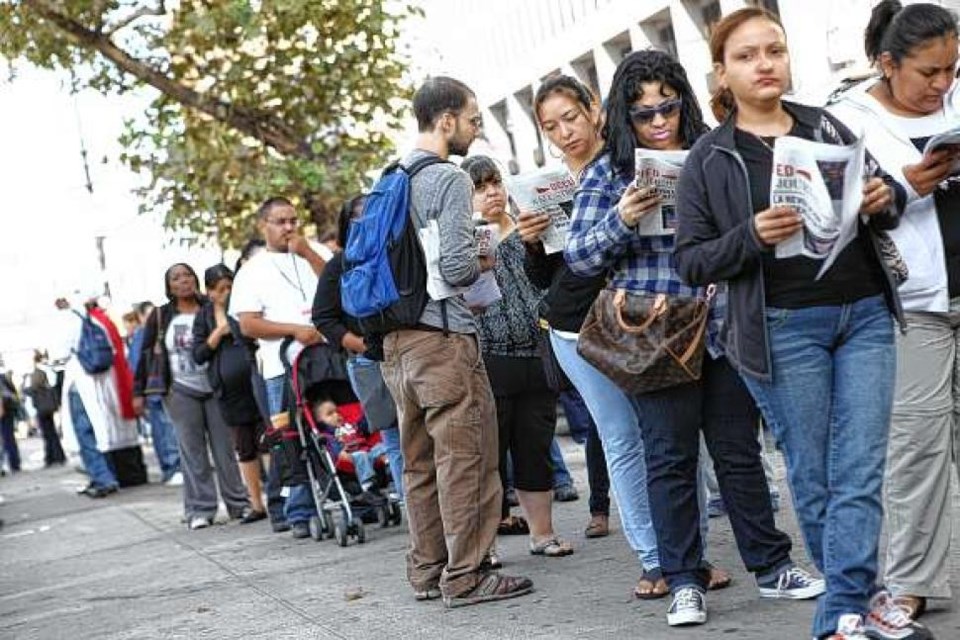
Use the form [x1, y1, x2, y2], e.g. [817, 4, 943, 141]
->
[769, 135, 866, 278]
[633, 149, 689, 236]
[418, 220, 502, 308]
[922, 125, 960, 174]
[506, 167, 578, 254]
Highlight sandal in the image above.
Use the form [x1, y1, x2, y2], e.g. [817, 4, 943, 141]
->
[706, 562, 732, 591]
[443, 572, 534, 608]
[481, 548, 503, 570]
[529, 536, 574, 557]
[497, 515, 530, 536]
[894, 595, 927, 621]
[634, 568, 670, 600]
[584, 515, 610, 539]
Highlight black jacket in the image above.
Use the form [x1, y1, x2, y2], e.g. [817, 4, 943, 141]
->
[133, 297, 207, 396]
[523, 244, 606, 332]
[674, 101, 905, 381]
[312, 252, 383, 361]
[191, 302, 260, 426]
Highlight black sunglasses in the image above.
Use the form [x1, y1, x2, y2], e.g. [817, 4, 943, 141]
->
[629, 98, 682, 124]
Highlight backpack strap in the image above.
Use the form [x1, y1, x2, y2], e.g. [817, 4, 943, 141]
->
[402, 154, 450, 179]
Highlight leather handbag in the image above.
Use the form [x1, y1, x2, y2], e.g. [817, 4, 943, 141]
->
[143, 311, 170, 396]
[577, 285, 715, 395]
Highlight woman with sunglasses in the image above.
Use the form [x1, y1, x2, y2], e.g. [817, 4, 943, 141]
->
[566, 49, 820, 628]
[674, 8, 924, 640]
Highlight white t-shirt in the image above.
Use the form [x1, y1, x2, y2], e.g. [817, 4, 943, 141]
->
[229, 242, 332, 379]
[165, 312, 212, 394]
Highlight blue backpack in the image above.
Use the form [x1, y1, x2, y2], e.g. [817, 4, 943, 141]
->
[341, 155, 448, 334]
[74, 311, 114, 375]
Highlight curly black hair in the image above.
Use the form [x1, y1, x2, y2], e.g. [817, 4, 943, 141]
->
[603, 49, 708, 178]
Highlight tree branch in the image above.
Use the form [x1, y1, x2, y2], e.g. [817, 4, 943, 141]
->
[103, 1, 167, 36]
[25, 0, 312, 158]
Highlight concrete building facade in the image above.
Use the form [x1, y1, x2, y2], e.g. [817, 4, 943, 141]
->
[414, 0, 960, 173]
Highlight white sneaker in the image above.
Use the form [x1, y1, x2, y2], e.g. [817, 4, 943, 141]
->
[164, 472, 184, 487]
[864, 591, 934, 639]
[666, 587, 707, 626]
[188, 516, 212, 530]
[827, 614, 870, 639]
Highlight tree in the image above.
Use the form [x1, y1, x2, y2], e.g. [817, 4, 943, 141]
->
[0, 0, 418, 247]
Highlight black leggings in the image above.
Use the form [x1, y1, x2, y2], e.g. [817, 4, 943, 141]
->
[484, 354, 558, 518]
[231, 422, 261, 462]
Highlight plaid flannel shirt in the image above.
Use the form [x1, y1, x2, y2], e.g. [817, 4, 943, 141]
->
[565, 153, 725, 357]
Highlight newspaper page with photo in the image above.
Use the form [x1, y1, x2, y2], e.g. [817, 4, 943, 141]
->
[507, 167, 578, 254]
[463, 222, 502, 309]
[922, 125, 960, 173]
[634, 149, 689, 236]
[770, 135, 865, 278]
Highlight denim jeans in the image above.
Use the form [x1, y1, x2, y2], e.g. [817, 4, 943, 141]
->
[68, 388, 118, 489]
[550, 330, 659, 570]
[549, 438, 573, 488]
[265, 375, 315, 524]
[346, 355, 404, 498]
[559, 389, 610, 515]
[742, 295, 895, 639]
[0, 413, 21, 472]
[146, 396, 181, 481]
[350, 443, 387, 486]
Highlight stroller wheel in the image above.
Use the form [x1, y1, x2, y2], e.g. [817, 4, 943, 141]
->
[355, 520, 366, 544]
[308, 516, 323, 541]
[335, 521, 348, 547]
[322, 510, 336, 539]
[389, 501, 403, 526]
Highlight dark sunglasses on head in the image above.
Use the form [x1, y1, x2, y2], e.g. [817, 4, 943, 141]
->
[629, 98, 682, 124]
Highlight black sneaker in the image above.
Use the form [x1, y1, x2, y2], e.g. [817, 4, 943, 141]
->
[77, 483, 118, 499]
[271, 519, 291, 533]
[553, 484, 579, 502]
[666, 587, 707, 627]
[290, 522, 311, 539]
[239, 509, 267, 525]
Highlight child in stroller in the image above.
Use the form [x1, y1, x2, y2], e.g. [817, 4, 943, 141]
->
[313, 398, 389, 508]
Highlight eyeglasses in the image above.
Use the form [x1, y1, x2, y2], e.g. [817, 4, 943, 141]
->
[466, 113, 484, 129]
[629, 98, 682, 125]
[266, 216, 298, 227]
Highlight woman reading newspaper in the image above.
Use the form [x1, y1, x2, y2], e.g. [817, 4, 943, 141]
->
[673, 8, 924, 640]
[565, 49, 820, 629]
[829, 0, 960, 625]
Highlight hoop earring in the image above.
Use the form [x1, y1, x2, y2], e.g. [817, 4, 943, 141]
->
[548, 142, 562, 159]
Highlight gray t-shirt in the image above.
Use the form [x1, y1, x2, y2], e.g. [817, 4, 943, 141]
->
[405, 149, 480, 334]
[165, 313, 212, 394]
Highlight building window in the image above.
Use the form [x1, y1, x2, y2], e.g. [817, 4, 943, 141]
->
[603, 30, 633, 67]
[683, 0, 722, 38]
[641, 9, 678, 60]
[571, 50, 601, 97]
[749, 0, 780, 16]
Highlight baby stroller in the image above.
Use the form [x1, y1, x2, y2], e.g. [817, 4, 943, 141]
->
[279, 338, 402, 546]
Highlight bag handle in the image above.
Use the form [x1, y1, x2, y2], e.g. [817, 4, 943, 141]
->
[612, 284, 716, 335]
[665, 284, 718, 373]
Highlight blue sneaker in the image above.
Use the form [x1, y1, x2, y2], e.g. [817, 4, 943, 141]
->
[758, 566, 825, 600]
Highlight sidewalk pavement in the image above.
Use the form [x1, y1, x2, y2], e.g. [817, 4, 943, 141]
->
[1, 434, 959, 640]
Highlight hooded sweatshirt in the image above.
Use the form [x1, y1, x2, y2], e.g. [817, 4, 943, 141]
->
[829, 79, 960, 311]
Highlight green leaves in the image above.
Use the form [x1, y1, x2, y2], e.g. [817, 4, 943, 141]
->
[1, 0, 415, 247]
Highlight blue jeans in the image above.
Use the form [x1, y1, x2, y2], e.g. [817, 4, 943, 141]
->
[68, 388, 118, 489]
[549, 439, 574, 488]
[146, 396, 181, 481]
[0, 413, 20, 472]
[550, 330, 660, 570]
[742, 295, 894, 638]
[346, 355, 404, 497]
[350, 443, 387, 486]
[265, 375, 316, 524]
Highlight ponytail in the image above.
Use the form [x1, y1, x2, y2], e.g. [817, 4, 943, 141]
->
[710, 87, 736, 123]
[865, 0, 956, 65]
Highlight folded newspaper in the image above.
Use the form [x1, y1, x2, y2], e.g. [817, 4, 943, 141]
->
[507, 167, 578, 254]
[634, 149, 689, 236]
[922, 125, 960, 173]
[770, 135, 865, 278]
[419, 220, 502, 308]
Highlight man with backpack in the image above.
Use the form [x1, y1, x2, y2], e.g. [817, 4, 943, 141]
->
[56, 292, 140, 498]
[349, 76, 533, 607]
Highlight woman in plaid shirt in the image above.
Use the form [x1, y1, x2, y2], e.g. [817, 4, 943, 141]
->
[566, 49, 820, 628]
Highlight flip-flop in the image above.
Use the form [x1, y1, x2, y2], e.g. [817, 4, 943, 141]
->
[497, 515, 530, 536]
[634, 568, 670, 600]
[529, 536, 574, 557]
[706, 562, 732, 591]
[894, 595, 927, 621]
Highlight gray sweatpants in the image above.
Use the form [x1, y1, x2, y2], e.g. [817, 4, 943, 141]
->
[884, 306, 960, 599]
[165, 387, 249, 520]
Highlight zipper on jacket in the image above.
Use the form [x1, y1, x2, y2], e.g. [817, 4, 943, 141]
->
[710, 144, 774, 381]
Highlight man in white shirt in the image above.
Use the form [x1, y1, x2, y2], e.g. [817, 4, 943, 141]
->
[230, 196, 331, 538]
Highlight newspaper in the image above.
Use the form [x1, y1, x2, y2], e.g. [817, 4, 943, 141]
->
[922, 125, 960, 173]
[633, 149, 689, 236]
[419, 220, 463, 301]
[419, 220, 502, 308]
[507, 167, 578, 254]
[770, 135, 865, 277]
